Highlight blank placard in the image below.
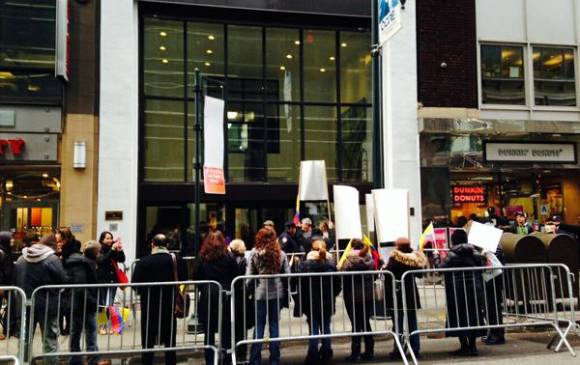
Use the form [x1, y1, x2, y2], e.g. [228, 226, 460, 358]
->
[372, 189, 410, 243]
[333, 185, 362, 240]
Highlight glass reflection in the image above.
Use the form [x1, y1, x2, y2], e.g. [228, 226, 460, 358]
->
[481, 45, 525, 105]
[533, 47, 576, 106]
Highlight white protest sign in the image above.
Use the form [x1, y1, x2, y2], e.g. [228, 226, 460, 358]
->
[468, 221, 502, 253]
[372, 189, 409, 243]
[333, 185, 362, 240]
[299, 160, 329, 201]
[365, 194, 375, 232]
[203, 96, 225, 194]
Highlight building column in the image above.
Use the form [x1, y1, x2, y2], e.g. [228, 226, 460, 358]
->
[381, 2, 423, 242]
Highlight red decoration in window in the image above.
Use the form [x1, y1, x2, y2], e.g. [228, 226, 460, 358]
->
[8, 139, 25, 156]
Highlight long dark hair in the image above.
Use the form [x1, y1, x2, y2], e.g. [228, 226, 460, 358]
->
[98, 231, 114, 247]
[254, 228, 281, 274]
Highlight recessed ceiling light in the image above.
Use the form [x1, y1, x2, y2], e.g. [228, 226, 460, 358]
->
[206, 49, 213, 54]
[286, 54, 293, 59]
[341, 42, 347, 48]
[42, 173, 49, 178]
[329, 56, 335, 61]
[160, 31, 167, 37]
[280, 65, 286, 70]
[294, 40, 300, 45]
[159, 46, 166, 51]
[204, 62, 211, 67]
[320, 68, 326, 72]
[162, 59, 169, 64]
[208, 35, 215, 40]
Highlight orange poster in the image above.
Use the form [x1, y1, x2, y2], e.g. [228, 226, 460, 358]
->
[204, 167, 225, 195]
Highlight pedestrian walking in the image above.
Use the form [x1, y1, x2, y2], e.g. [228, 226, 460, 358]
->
[132, 234, 187, 365]
[229, 239, 252, 363]
[64, 240, 101, 365]
[96, 231, 125, 335]
[384, 237, 427, 360]
[13, 233, 68, 365]
[246, 228, 290, 365]
[193, 231, 238, 365]
[297, 240, 341, 365]
[340, 239, 375, 361]
[433, 229, 486, 356]
[0, 231, 15, 340]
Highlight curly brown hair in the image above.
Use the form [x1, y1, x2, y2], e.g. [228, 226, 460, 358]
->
[254, 228, 281, 274]
[199, 231, 228, 262]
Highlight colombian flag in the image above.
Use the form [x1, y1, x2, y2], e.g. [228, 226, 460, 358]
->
[418, 222, 435, 251]
[338, 235, 377, 269]
[108, 306, 125, 334]
[293, 195, 301, 225]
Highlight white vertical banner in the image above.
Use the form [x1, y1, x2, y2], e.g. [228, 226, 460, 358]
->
[333, 185, 362, 240]
[372, 188, 409, 243]
[365, 193, 375, 232]
[378, 0, 403, 46]
[203, 96, 226, 194]
[298, 160, 329, 201]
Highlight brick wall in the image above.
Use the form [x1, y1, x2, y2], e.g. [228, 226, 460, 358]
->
[416, 0, 478, 108]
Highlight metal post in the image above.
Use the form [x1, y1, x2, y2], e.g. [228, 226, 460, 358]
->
[194, 70, 202, 255]
[371, 0, 384, 189]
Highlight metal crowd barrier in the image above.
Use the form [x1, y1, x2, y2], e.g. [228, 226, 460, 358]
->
[400, 263, 577, 364]
[230, 270, 409, 365]
[0, 355, 20, 365]
[0, 287, 27, 361]
[26, 280, 222, 365]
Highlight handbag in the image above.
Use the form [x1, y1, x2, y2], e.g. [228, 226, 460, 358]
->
[112, 260, 129, 286]
[171, 253, 190, 318]
[374, 273, 385, 301]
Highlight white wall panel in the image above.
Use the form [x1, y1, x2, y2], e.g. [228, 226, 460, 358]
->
[527, 0, 575, 44]
[477, 0, 526, 42]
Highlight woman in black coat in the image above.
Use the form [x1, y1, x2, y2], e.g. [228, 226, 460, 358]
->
[193, 231, 238, 365]
[434, 229, 486, 356]
[297, 240, 342, 365]
[385, 237, 427, 359]
[229, 239, 251, 363]
[96, 231, 125, 335]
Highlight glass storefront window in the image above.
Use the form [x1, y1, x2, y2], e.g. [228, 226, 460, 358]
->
[187, 22, 225, 96]
[303, 30, 337, 103]
[265, 28, 301, 102]
[341, 106, 372, 182]
[267, 104, 301, 182]
[340, 31, 372, 104]
[304, 106, 338, 180]
[228, 25, 262, 101]
[143, 18, 184, 98]
[533, 47, 576, 106]
[143, 99, 185, 181]
[481, 45, 525, 105]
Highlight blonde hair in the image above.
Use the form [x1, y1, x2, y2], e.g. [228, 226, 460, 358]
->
[229, 239, 246, 255]
[311, 239, 327, 261]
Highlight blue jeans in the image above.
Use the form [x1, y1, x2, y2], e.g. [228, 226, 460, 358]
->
[395, 310, 420, 355]
[308, 315, 331, 354]
[250, 299, 280, 365]
[70, 311, 99, 365]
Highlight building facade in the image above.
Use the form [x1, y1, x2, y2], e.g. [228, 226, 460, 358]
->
[0, 0, 99, 246]
[418, 0, 580, 227]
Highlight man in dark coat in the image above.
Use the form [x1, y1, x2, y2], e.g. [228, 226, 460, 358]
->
[132, 234, 187, 365]
[279, 221, 300, 254]
[434, 229, 486, 356]
[0, 231, 14, 339]
[385, 237, 427, 359]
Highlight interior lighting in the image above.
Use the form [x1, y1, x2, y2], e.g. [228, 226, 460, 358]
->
[206, 49, 213, 54]
[42, 173, 49, 178]
[160, 31, 167, 37]
[320, 68, 326, 72]
[341, 42, 347, 48]
[204, 62, 211, 67]
[280, 65, 286, 71]
[162, 59, 169, 64]
[208, 35, 215, 40]
[294, 40, 300, 45]
[329, 56, 335, 61]
[159, 46, 166, 51]
[286, 54, 293, 59]
[227, 111, 239, 120]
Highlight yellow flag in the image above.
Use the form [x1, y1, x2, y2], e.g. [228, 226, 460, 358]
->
[418, 222, 435, 251]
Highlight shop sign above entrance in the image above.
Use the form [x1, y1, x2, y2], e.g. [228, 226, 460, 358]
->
[484, 142, 576, 163]
[452, 186, 486, 204]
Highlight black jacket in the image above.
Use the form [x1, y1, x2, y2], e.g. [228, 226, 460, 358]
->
[64, 253, 99, 314]
[97, 244, 126, 284]
[341, 251, 374, 303]
[279, 231, 300, 254]
[296, 254, 342, 321]
[385, 249, 427, 311]
[0, 246, 13, 287]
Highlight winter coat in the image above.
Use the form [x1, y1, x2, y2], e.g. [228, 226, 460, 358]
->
[246, 250, 290, 301]
[193, 254, 238, 334]
[97, 244, 126, 284]
[296, 252, 342, 321]
[341, 250, 374, 303]
[64, 253, 99, 314]
[12, 244, 68, 317]
[230, 252, 254, 329]
[438, 243, 486, 337]
[385, 249, 427, 311]
[132, 250, 187, 340]
[509, 223, 534, 235]
[279, 231, 300, 254]
[0, 232, 13, 287]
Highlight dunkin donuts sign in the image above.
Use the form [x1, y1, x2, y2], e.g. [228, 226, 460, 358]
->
[452, 186, 486, 204]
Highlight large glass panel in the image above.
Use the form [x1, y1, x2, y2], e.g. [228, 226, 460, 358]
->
[187, 22, 225, 97]
[340, 31, 372, 104]
[144, 99, 185, 181]
[143, 18, 184, 98]
[227, 102, 265, 182]
[481, 45, 525, 105]
[533, 47, 576, 106]
[341, 106, 372, 182]
[265, 28, 300, 102]
[304, 30, 336, 103]
[227, 25, 262, 101]
[304, 106, 337, 180]
[0, 0, 56, 69]
[267, 103, 301, 182]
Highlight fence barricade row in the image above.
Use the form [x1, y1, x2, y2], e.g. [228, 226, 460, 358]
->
[0, 287, 27, 360]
